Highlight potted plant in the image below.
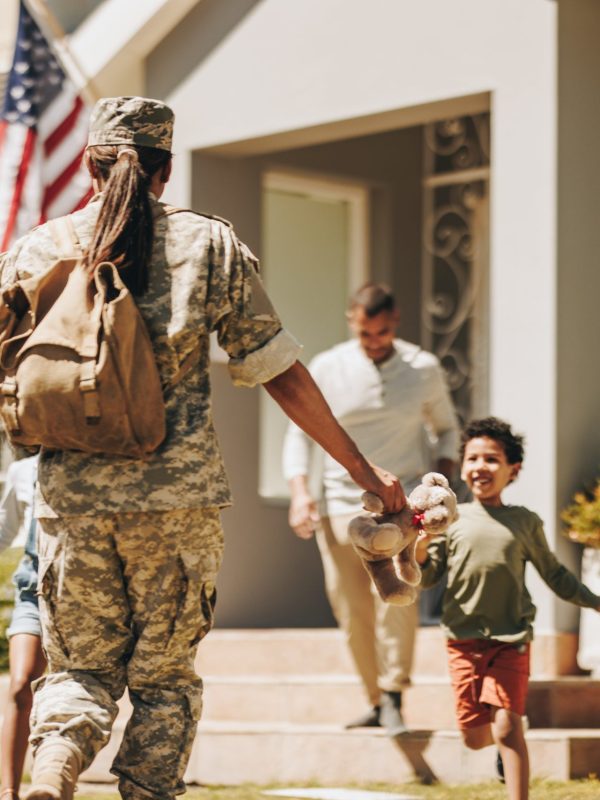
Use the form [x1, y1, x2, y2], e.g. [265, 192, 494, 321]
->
[561, 479, 600, 676]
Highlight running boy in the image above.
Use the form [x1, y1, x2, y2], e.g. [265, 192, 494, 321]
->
[416, 417, 600, 800]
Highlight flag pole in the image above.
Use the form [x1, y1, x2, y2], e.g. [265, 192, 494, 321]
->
[22, 0, 100, 104]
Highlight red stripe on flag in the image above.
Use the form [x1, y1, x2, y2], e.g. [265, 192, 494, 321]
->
[1, 127, 37, 251]
[0, 120, 8, 157]
[70, 187, 93, 213]
[38, 186, 94, 225]
[40, 146, 86, 214]
[44, 97, 84, 157]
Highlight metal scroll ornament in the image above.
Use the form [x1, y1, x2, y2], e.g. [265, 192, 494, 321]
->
[422, 113, 490, 424]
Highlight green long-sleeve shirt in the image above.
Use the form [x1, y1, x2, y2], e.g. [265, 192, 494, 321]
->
[421, 502, 600, 643]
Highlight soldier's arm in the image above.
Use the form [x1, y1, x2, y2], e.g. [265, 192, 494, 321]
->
[264, 361, 405, 513]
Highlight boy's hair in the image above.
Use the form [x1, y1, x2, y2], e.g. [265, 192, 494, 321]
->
[460, 416, 525, 464]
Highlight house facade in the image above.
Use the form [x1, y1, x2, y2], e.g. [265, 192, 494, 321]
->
[3, 0, 600, 670]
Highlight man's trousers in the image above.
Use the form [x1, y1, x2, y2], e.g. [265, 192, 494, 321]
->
[317, 513, 418, 707]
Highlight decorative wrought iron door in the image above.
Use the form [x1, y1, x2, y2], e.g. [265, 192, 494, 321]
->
[422, 113, 490, 425]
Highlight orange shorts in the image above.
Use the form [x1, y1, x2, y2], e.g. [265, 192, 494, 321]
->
[446, 638, 530, 730]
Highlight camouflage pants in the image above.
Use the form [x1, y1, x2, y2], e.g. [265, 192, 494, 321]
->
[30, 508, 224, 800]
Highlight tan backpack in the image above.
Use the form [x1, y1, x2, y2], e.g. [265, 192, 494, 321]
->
[0, 214, 193, 459]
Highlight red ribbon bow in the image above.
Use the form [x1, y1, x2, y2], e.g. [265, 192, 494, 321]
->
[412, 512, 425, 529]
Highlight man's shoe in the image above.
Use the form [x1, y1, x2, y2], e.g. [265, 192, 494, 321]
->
[379, 691, 408, 736]
[25, 738, 82, 800]
[496, 750, 505, 783]
[344, 705, 381, 729]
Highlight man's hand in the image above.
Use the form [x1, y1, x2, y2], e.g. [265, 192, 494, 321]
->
[289, 491, 320, 540]
[288, 475, 320, 539]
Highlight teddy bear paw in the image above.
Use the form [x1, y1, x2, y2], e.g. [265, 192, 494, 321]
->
[361, 492, 385, 514]
[370, 524, 403, 553]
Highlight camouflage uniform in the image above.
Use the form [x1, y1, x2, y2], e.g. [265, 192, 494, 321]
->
[32, 509, 223, 799]
[0, 97, 301, 800]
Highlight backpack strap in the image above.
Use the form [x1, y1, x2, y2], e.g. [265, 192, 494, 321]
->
[164, 344, 202, 398]
[49, 216, 83, 258]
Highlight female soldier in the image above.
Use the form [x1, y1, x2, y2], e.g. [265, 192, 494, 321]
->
[0, 97, 404, 800]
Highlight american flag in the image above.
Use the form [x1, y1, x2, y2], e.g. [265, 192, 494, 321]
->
[0, 1, 92, 251]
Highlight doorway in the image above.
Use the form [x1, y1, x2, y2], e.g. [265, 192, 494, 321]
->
[258, 170, 369, 501]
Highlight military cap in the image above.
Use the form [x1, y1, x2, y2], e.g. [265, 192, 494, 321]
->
[87, 96, 174, 152]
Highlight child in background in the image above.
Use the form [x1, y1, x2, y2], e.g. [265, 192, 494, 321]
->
[416, 417, 600, 800]
[0, 455, 45, 800]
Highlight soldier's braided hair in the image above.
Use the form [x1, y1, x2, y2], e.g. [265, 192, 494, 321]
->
[84, 145, 172, 296]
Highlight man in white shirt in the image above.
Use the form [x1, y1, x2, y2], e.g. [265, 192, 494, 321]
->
[283, 283, 459, 735]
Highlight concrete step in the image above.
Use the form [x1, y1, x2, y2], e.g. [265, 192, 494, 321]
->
[80, 721, 600, 785]
[2, 627, 596, 789]
[199, 674, 457, 729]
[3, 674, 597, 734]
[198, 674, 600, 730]
[194, 627, 582, 678]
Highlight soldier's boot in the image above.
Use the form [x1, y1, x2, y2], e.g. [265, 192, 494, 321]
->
[26, 738, 82, 800]
[379, 690, 408, 737]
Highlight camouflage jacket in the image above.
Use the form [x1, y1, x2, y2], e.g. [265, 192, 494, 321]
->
[0, 195, 301, 517]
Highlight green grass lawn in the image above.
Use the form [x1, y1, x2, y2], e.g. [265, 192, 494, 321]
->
[0, 547, 21, 671]
[73, 778, 600, 800]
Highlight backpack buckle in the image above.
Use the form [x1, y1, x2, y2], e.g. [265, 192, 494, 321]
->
[1, 378, 17, 397]
[79, 362, 101, 422]
[0, 377, 21, 434]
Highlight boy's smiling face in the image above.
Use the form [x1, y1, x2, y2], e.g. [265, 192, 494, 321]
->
[461, 436, 521, 507]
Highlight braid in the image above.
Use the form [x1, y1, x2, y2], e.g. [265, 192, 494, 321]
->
[84, 145, 172, 295]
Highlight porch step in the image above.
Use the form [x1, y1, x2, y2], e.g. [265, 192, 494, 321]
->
[194, 627, 582, 678]
[2, 628, 597, 787]
[80, 721, 600, 785]
[198, 674, 600, 730]
[2, 673, 598, 733]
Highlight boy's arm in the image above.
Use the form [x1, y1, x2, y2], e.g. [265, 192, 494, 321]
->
[416, 533, 448, 588]
[527, 515, 600, 610]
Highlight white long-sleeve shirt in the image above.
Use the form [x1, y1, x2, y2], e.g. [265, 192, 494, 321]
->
[0, 456, 37, 554]
[282, 338, 459, 516]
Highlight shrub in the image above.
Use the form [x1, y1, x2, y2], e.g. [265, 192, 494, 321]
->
[561, 479, 600, 548]
[0, 548, 22, 672]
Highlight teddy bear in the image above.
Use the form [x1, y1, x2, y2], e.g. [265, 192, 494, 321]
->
[348, 472, 459, 606]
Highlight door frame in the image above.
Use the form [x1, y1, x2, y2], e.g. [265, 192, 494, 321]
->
[263, 168, 371, 292]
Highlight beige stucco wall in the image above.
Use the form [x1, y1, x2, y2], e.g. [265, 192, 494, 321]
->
[150, 0, 563, 630]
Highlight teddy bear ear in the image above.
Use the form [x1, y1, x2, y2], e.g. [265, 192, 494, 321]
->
[423, 472, 449, 488]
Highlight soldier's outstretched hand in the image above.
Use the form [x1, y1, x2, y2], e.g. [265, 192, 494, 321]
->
[350, 461, 406, 514]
